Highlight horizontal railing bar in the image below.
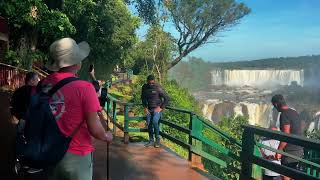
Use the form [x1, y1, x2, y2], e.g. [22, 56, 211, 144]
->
[0, 62, 28, 72]
[251, 156, 319, 180]
[256, 142, 320, 169]
[195, 135, 241, 161]
[128, 128, 148, 132]
[127, 116, 146, 121]
[161, 120, 190, 134]
[160, 131, 190, 149]
[244, 125, 320, 150]
[166, 107, 193, 114]
[192, 146, 227, 168]
[201, 119, 242, 148]
[192, 146, 242, 174]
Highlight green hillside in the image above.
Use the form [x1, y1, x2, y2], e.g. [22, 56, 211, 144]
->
[170, 55, 320, 92]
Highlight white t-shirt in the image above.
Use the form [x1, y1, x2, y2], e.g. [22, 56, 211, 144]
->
[261, 139, 281, 176]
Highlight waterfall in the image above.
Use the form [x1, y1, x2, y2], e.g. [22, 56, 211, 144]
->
[202, 100, 275, 127]
[211, 69, 304, 87]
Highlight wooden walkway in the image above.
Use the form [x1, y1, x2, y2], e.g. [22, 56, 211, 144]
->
[94, 139, 212, 180]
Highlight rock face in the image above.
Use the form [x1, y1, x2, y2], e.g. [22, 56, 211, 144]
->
[211, 69, 304, 87]
[201, 97, 275, 128]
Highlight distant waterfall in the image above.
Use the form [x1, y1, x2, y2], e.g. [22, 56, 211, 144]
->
[211, 69, 304, 87]
[202, 100, 276, 127]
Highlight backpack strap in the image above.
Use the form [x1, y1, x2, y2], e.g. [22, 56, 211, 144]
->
[48, 77, 80, 96]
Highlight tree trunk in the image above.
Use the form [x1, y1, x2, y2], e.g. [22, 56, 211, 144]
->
[167, 55, 184, 70]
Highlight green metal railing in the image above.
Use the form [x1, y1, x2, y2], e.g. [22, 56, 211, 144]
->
[105, 94, 262, 179]
[241, 125, 320, 180]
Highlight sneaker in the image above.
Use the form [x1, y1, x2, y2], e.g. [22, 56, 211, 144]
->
[27, 168, 43, 174]
[144, 141, 154, 147]
[154, 140, 160, 148]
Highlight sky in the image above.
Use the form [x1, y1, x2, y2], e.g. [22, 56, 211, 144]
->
[135, 0, 320, 62]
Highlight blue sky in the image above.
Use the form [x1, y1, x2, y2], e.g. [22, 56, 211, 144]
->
[135, 0, 320, 62]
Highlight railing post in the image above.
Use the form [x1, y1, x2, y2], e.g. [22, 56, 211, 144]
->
[190, 114, 204, 169]
[188, 113, 193, 161]
[240, 127, 254, 180]
[124, 104, 129, 144]
[112, 101, 117, 134]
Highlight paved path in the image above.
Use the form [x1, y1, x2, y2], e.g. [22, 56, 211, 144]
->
[94, 140, 211, 180]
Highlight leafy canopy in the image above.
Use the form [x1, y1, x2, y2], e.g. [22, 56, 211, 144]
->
[132, 0, 250, 70]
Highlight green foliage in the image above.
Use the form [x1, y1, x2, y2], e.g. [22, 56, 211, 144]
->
[0, 0, 75, 69]
[203, 116, 248, 179]
[133, 0, 250, 70]
[3, 50, 22, 66]
[128, 25, 176, 80]
[1, 0, 139, 75]
[64, 0, 140, 79]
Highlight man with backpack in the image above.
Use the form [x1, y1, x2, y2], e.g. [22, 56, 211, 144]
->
[17, 38, 113, 180]
[141, 75, 170, 148]
[271, 94, 304, 180]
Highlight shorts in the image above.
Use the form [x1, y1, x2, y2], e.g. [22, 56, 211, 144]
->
[281, 149, 303, 168]
[48, 152, 93, 180]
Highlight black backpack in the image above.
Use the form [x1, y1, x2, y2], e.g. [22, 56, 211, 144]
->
[15, 77, 81, 169]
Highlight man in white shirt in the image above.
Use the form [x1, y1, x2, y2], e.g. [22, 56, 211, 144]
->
[260, 126, 282, 180]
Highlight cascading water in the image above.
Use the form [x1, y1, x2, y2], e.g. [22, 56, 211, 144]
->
[211, 69, 304, 87]
[201, 100, 276, 127]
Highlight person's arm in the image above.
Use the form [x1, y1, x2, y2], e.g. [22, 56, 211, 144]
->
[141, 85, 150, 114]
[278, 125, 290, 150]
[158, 86, 170, 109]
[141, 84, 148, 108]
[275, 123, 290, 159]
[86, 112, 112, 142]
[83, 84, 112, 143]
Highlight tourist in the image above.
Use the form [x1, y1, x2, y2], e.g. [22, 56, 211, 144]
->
[43, 38, 112, 180]
[10, 72, 40, 125]
[141, 75, 170, 148]
[10, 72, 41, 174]
[260, 126, 281, 180]
[271, 94, 304, 180]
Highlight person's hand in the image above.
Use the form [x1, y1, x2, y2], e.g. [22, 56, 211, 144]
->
[105, 131, 113, 143]
[274, 153, 282, 160]
[144, 108, 150, 115]
[10, 116, 19, 125]
[155, 106, 162, 113]
[266, 155, 274, 160]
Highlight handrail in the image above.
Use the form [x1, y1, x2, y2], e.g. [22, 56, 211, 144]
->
[240, 125, 320, 179]
[0, 62, 28, 72]
[245, 125, 320, 150]
[197, 115, 242, 148]
[105, 93, 258, 179]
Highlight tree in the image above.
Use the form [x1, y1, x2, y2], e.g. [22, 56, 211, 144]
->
[129, 25, 176, 82]
[0, 0, 75, 69]
[63, 0, 140, 79]
[133, 0, 250, 70]
[1, 0, 139, 78]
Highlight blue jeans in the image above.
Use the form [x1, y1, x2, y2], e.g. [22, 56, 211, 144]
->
[146, 109, 162, 142]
